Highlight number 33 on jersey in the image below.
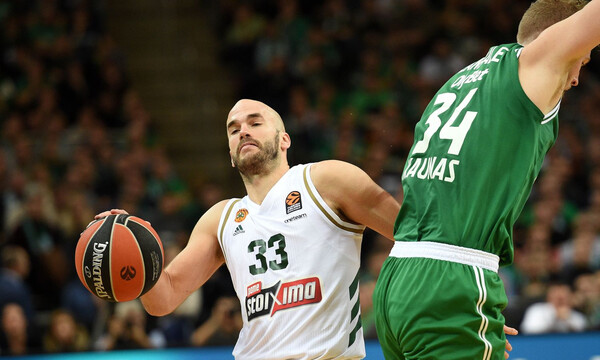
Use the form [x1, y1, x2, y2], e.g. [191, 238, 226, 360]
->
[217, 163, 367, 359]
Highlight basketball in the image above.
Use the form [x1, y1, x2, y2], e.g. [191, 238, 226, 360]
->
[74, 214, 164, 302]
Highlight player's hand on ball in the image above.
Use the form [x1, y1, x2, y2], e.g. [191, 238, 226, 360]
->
[95, 209, 129, 220]
[75, 213, 164, 302]
[87, 209, 130, 229]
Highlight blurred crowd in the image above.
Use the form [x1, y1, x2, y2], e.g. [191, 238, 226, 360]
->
[1, 0, 599, 356]
[0, 0, 235, 355]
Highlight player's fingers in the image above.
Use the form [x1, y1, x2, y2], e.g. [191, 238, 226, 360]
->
[83, 219, 99, 232]
[506, 338, 512, 351]
[94, 209, 128, 219]
[94, 211, 111, 220]
[505, 350, 509, 359]
[503, 325, 518, 335]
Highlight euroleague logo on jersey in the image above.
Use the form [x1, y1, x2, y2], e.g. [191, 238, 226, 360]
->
[285, 191, 302, 214]
[245, 277, 322, 321]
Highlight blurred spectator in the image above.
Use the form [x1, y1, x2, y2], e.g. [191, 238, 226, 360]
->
[275, 0, 309, 70]
[520, 283, 588, 334]
[42, 309, 89, 353]
[573, 271, 600, 330]
[0, 245, 35, 322]
[222, 3, 266, 80]
[145, 149, 188, 206]
[255, 23, 290, 73]
[94, 300, 165, 351]
[332, 108, 365, 163]
[190, 296, 242, 347]
[182, 180, 225, 234]
[59, 279, 99, 334]
[558, 211, 600, 283]
[286, 85, 332, 165]
[502, 239, 555, 329]
[0, 303, 40, 356]
[6, 186, 68, 311]
[96, 59, 128, 128]
[418, 37, 466, 88]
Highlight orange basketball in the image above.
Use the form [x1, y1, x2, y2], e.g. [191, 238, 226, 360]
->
[74, 214, 164, 302]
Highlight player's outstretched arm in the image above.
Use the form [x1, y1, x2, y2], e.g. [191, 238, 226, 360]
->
[139, 201, 227, 316]
[520, 0, 600, 114]
[310, 160, 400, 240]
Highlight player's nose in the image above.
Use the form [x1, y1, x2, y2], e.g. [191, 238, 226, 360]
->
[238, 123, 251, 138]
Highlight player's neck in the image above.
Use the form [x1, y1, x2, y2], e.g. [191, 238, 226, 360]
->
[243, 163, 290, 205]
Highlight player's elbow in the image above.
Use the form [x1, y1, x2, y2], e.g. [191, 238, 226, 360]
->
[141, 297, 175, 317]
[140, 283, 177, 316]
[144, 306, 171, 317]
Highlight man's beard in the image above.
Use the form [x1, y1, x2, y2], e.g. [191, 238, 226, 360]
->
[232, 132, 280, 177]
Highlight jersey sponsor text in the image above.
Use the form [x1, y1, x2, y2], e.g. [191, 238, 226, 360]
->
[246, 277, 322, 321]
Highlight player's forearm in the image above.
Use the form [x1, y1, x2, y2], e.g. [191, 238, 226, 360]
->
[141, 260, 218, 316]
[370, 188, 401, 240]
[578, 0, 600, 50]
[350, 175, 400, 240]
[548, 0, 600, 61]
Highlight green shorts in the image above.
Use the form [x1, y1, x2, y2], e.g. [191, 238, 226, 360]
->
[373, 241, 507, 360]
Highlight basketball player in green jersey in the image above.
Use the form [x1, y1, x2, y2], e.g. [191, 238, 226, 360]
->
[374, 0, 600, 359]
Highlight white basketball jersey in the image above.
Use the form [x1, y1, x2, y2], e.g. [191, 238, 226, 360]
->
[217, 163, 366, 360]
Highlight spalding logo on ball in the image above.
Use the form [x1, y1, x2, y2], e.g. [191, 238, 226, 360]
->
[75, 214, 164, 302]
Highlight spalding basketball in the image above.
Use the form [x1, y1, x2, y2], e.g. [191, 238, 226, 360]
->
[74, 214, 164, 302]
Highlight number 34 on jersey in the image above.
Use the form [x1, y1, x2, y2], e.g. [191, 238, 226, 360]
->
[403, 88, 478, 183]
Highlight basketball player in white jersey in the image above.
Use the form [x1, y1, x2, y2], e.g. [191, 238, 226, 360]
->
[97, 99, 516, 359]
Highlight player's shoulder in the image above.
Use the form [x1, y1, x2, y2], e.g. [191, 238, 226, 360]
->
[191, 199, 241, 238]
[310, 160, 365, 194]
[212, 199, 234, 213]
[199, 199, 237, 225]
[311, 160, 359, 177]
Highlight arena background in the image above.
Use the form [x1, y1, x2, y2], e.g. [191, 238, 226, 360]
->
[0, 0, 599, 359]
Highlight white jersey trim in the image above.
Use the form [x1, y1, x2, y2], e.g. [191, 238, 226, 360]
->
[303, 164, 364, 234]
[389, 241, 499, 273]
[473, 266, 493, 360]
[515, 45, 561, 126]
[541, 100, 561, 124]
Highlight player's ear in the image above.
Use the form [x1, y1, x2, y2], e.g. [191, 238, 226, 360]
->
[281, 132, 291, 151]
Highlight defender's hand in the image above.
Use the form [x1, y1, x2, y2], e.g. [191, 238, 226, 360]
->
[504, 325, 518, 359]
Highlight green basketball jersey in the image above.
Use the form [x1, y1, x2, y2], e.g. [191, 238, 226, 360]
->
[395, 43, 559, 266]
